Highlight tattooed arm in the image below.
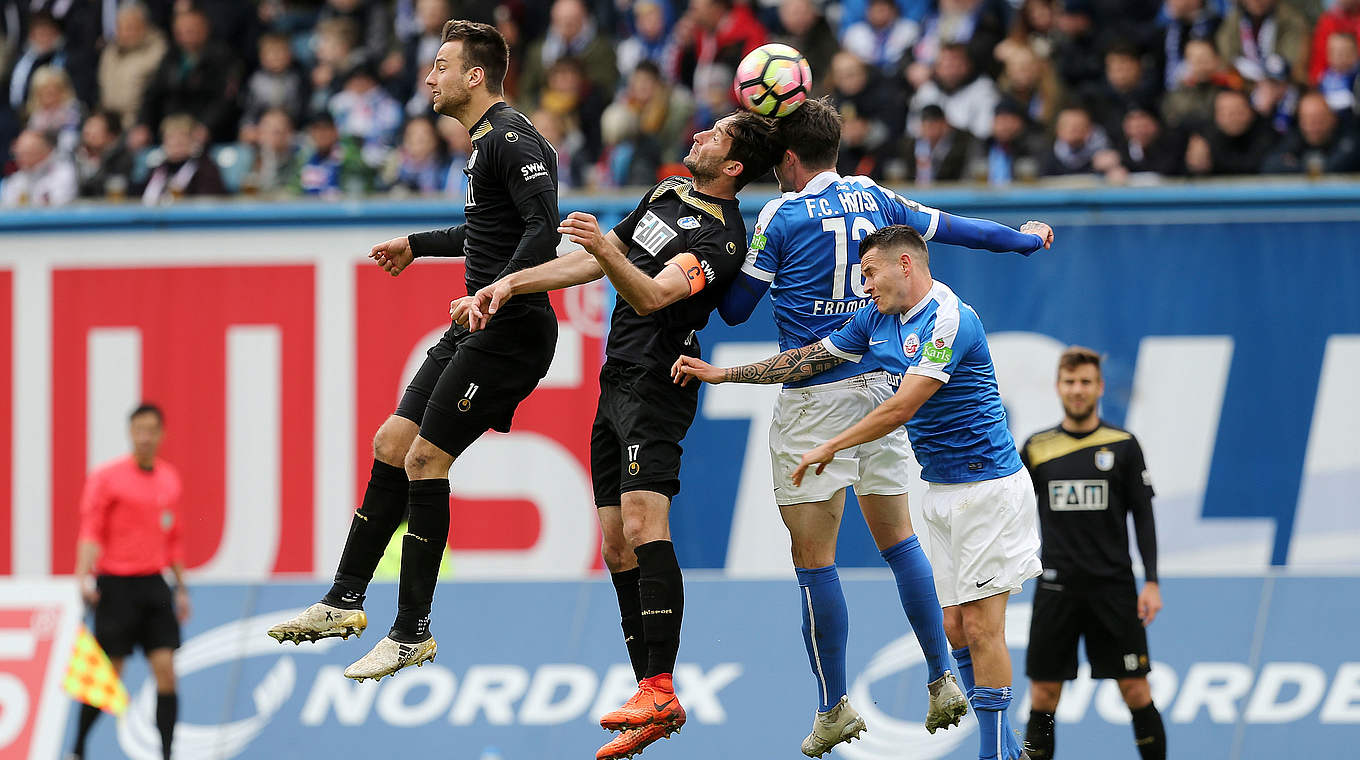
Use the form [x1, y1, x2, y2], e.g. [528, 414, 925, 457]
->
[670, 342, 845, 386]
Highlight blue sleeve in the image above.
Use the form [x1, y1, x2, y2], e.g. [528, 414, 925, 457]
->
[907, 303, 970, 383]
[722, 203, 784, 325]
[931, 212, 1044, 255]
[718, 271, 770, 326]
[822, 306, 875, 362]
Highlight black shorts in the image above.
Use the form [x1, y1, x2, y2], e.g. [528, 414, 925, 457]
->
[93, 574, 181, 658]
[1026, 579, 1151, 681]
[395, 301, 557, 457]
[591, 360, 699, 506]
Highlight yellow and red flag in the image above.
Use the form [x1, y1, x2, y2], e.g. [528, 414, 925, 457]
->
[62, 625, 128, 714]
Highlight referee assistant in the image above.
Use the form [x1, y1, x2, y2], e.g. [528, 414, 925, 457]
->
[70, 403, 187, 760]
[1020, 347, 1166, 760]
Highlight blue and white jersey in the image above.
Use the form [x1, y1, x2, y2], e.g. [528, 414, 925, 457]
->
[741, 171, 947, 388]
[821, 280, 1023, 484]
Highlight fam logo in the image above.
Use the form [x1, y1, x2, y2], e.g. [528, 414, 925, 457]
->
[903, 333, 920, 357]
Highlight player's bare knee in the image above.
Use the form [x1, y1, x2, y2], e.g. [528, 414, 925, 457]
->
[1030, 681, 1062, 712]
[789, 539, 834, 569]
[961, 605, 1004, 647]
[373, 417, 416, 466]
[942, 609, 966, 649]
[1118, 677, 1152, 709]
[600, 540, 636, 573]
[403, 440, 451, 479]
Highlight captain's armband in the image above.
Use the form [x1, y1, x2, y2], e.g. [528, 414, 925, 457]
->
[666, 252, 709, 296]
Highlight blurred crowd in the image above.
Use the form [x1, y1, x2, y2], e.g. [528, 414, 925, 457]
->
[2, 0, 1359, 207]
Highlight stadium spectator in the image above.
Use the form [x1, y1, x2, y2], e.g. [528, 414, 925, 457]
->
[1042, 104, 1110, 175]
[380, 116, 449, 193]
[139, 114, 226, 204]
[842, 0, 920, 74]
[909, 0, 1006, 81]
[1101, 106, 1187, 177]
[1049, 0, 1106, 93]
[1308, 0, 1360, 84]
[395, 0, 452, 113]
[1252, 53, 1300, 131]
[295, 111, 372, 196]
[616, 0, 677, 83]
[672, 0, 767, 89]
[995, 43, 1063, 128]
[5, 11, 67, 116]
[909, 42, 1000, 139]
[309, 18, 368, 117]
[97, 1, 168, 137]
[1262, 90, 1360, 172]
[520, 0, 618, 107]
[908, 103, 977, 183]
[594, 100, 656, 187]
[1088, 41, 1160, 135]
[997, 0, 1061, 62]
[838, 0, 933, 33]
[603, 60, 694, 176]
[241, 32, 308, 140]
[74, 110, 134, 198]
[329, 63, 404, 166]
[1161, 37, 1241, 129]
[1185, 87, 1277, 175]
[1158, 0, 1222, 91]
[529, 107, 582, 188]
[1319, 32, 1360, 112]
[533, 56, 606, 167]
[435, 115, 471, 197]
[22, 65, 80, 154]
[982, 98, 1048, 184]
[828, 51, 907, 177]
[0, 127, 76, 206]
[317, 0, 395, 73]
[772, 0, 837, 95]
[1217, 0, 1310, 84]
[243, 108, 301, 194]
[134, 6, 243, 149]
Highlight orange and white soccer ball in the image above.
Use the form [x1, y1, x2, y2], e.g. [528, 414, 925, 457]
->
[733, 43, 813, 118]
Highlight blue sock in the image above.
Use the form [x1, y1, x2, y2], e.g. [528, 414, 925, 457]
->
[952, 646, 975, 696]
[795, 565, 849, 712]
[880, 535, 950, 683]
[971, 686, 1023, 760]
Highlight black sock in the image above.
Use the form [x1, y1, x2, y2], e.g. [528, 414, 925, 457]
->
[391, 478, 450, 642]
[635, 540, 684, 679]
[1131, 702, 1166, 760]
[611, 568, 647, 682]
[72, 702, 101, 756]
[324, 460, 409, 608]
[1025, 709, 1056, 759]
[156, 692, 177, 760]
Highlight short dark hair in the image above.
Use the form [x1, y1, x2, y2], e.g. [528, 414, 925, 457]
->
[721, 110, 783, 189]
[859, 224, 927, 264]
[1105, 40, 1141, 60]
[441, 20, 510, 95]
[1058, 346, 1102, 377]
[772, 97, 841, 170]
[920, 103, 947, 122]
[89, 109, 122, 134]
[130, 403, 164, 425]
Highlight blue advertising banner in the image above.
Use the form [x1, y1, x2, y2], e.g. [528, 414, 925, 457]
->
[65, 577, 1360, 760]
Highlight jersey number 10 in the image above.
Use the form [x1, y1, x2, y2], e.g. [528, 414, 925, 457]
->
[822, 216, 876, 299]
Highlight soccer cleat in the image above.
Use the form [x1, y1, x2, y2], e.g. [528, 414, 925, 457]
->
[267, 603, 367, 644]
[342, 635, 436, 681]
[801, 695, 868, 757]
[599, 674, 687, 731]
[595, 723, 677, 760]
[925, 671, 969, 733]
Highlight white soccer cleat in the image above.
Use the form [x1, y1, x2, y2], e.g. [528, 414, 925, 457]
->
[801, 695, 868, 757]
[343, 635, 437, 681]
[267, 603, 367, 644]
[925, 671, 969, 733]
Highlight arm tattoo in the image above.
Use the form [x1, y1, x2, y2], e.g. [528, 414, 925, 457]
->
[722, 342, 845, 384]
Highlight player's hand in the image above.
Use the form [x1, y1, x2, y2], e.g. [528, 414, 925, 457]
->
[175, 587, 192, 624]
[79, 576, 99, 608]
[792, 445, 836, 487]
[1020, 221, 1054, 250]
[558, 212, 607, 256]
[450, 296, 479, 327]
[370, 236, 415, 276]
[1138, 581, 1162, 627]
[671, 355, 724, 386]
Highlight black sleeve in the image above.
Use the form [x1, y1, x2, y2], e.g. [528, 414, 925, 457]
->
[683, 219, 743, 290]
[495, 190, 559, 281]
[408, 225, 467, 258]
[492, 132, 562, 280]
[1125, 436, 1159, 583]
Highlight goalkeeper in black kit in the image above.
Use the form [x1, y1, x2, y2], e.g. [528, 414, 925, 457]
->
[1020, 346, 1166, 760]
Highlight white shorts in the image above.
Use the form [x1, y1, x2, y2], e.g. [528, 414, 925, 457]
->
[922, 468, 1042, 607]
[768, 371, 914, 506]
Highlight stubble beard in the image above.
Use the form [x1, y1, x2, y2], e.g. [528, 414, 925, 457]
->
[1063, 401, 1097, 425]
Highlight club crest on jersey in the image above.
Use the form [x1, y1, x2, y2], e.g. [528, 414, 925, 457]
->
[504, 131, 519, 142]
[725, 241, 737, 254]
[1095, 449, 1115, 471]
[903, 332, 920, 357]
[677, 216, 700, 230]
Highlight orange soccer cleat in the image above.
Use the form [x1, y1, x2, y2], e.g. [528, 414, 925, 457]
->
[598, 674, 687, 731]
[595, 723, 678, 760]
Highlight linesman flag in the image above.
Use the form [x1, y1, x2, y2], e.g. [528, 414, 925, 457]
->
[63, 625, 128, 714]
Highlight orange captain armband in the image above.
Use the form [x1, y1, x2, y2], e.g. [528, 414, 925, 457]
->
[667, 252, 708, 295]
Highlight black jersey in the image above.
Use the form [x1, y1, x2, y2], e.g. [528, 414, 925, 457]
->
[408, 102, 559, 299]
[604, 176, 748, 373]
[1021, 421, 1158, 585]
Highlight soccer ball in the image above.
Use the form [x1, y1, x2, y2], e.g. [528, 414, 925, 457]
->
[733, 43, 813, 118]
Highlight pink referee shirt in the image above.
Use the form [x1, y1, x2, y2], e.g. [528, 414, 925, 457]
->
[77, 455, 183, 576]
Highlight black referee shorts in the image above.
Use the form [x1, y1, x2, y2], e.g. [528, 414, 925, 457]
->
[93, 574, 180, 658]
[1026, 579, 1151, 681]
[395, 300, 557, 457]
[591, 360, 699, 506]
